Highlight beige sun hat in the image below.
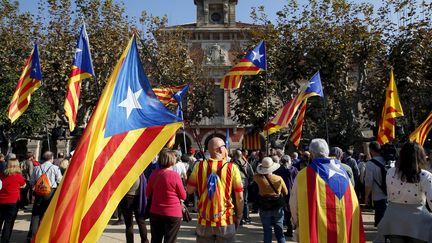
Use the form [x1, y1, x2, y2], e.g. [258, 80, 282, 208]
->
[257, 157, 280, 174]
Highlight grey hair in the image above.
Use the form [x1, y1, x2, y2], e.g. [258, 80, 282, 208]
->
[281, 155, 291, 164]
[309, 138, 329, 158]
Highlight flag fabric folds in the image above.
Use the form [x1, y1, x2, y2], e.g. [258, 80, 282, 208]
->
[220, 41, 266, 89]
[8, 43, 42, 123]
[64, 24, 94, 132]
[242, 131, 262, 150]
[290, 99, 308, 148]
[296, 158, 365, 243]
[409, 112, 432, 146]
[265, 71, 323, 135]
[225, 128, 230, 150]
[34, 35, 182, 243]
[377, 69, 404, 145]
[153, 85, 186, 106]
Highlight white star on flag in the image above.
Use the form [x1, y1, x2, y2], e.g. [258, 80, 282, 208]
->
[252, 50, 263, 62]
[328, 159, 346, 179]
[118, 87, 143, 119]
[74, 48, 82, 59]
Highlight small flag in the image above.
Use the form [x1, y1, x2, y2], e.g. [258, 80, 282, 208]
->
[64, 24, 94, 132]
[377, 69, 404, 145]
[225, 128, 230, 150]
[264, 72, 323, 135]
[409, 112, 432, 146]
[33, 35, 182, 243]
[242, 131, 261, 150]
[290, 99, 308, 148]
[153, 85, 186, 106]
[220, 41, 266, 89]
[8, 43, 42, 123]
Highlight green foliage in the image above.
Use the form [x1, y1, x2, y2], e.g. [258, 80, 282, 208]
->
[138, 12, 215, 124]
[232, 0, 432, 148]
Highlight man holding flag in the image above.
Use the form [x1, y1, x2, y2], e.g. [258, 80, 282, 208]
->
[64, 23, 94, 132]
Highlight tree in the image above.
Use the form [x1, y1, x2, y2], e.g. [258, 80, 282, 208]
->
[138, 12, 215, 125]
[0, 0, 47, 152]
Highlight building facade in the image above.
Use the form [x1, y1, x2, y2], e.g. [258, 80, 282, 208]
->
[165, 0, 264, 153]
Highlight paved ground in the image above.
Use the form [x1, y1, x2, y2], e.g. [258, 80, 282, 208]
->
[10, 207, 377, 242]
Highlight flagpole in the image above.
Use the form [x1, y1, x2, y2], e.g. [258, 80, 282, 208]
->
[264, 42, 270, 156]
[323, 94, 330, 145]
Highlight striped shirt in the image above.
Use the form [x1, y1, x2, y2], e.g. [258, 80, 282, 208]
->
[188, 159, 243, 226]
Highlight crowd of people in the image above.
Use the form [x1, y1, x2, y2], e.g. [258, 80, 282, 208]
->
[0, 137, 431, 243]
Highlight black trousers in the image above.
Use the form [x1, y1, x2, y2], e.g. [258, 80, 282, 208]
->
[27, 192, 54, 242]
[0, 203, 18, 243]
[150, 213, 182, 243]
[120, 195, 149, 243]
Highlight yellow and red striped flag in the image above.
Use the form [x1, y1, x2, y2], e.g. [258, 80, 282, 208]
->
[264, 71, 323, 135]
[377, 69, 404, 145]
[289, 99, 308, 148]
[153, 84, 185, 106]
[409, 112, 432, 146]
[64, 24, 94, 132]
[8, 43, 42, 123]
[242, 131, 262, 150]
[296, 158, 365, 243]
[220, 41, 266, 89]
[33, 35, 182, 243]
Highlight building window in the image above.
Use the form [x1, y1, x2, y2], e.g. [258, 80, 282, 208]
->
[209, 4, 223, 24]
[214, 85, 225, 116]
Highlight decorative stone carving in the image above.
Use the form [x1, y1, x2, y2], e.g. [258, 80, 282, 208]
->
[204, 3, 209, 24]
[223, 3, 229, 24]
[204, 43, 227, 65]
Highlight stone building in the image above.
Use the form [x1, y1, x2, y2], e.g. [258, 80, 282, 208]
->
[163, 0, 265, 153]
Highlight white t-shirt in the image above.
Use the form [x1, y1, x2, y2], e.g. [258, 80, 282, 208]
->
[386, 167, 432, 207]
[172, 161, 187, 179]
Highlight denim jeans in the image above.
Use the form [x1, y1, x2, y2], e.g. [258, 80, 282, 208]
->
[243, 187, 249, 221]
[259, 208, 285, 243]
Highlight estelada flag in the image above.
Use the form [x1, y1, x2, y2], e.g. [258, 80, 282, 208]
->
[377, 69, 404, 145]
[264, 71, 323, 135]
[33, 35, 182, 243]
[289, 99, 308, 148]
[296, 158, 365, 243]
[153, 84, 186, 106]
[8, 43, 42, 123]
[64, 24, 94, 132]
[242, 131, 261, 150]
[409, 111, 432, 146]
[220, 41, 266, 89]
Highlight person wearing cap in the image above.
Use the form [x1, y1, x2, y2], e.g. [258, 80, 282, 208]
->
[365, 141, 388, 227]
[254, 157, 288, 243]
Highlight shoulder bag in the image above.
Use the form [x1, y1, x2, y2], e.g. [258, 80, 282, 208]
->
[257, 175, 286, 211]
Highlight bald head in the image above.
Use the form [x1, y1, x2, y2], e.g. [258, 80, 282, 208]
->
[208, 137, 227, 160]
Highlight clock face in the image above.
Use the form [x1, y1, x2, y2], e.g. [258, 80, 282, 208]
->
[211, 12, 222, 23]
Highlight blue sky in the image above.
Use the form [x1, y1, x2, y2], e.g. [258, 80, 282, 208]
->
[18, 0, 290, 25]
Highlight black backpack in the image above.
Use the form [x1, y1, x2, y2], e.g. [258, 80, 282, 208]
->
[370, 159, 389, 195]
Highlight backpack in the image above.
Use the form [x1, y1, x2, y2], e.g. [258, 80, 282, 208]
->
[34, 165, 53, 197]
[370, 159, 389, 195]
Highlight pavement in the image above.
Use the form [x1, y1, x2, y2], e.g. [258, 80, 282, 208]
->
[10, 206, 377, 242]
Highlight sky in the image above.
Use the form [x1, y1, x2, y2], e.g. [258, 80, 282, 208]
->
[17, 0, 377, 26]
